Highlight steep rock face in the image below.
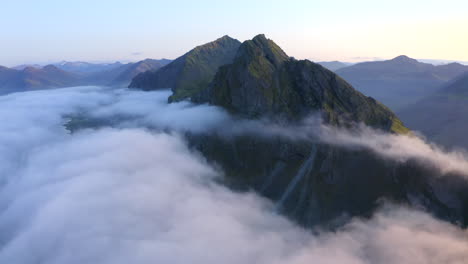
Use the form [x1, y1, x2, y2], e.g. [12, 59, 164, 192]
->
[129, 36, 241, 101]
[198, 34, 406, 133]
[189, 134, 468, 227]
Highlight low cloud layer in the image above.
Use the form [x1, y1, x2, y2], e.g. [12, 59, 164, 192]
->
[0, 86, 468, 263]
[77, 87, 468, 176]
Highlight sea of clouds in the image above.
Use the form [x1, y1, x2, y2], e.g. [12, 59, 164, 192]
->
[0, 86, 467, 263]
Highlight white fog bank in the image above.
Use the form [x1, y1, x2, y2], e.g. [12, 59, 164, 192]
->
[0, 86, 467, 263]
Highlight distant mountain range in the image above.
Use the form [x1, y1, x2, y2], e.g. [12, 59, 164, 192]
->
[0, 59, 171, 93]
[335, 55, 468, 110]
[0, 65, 79, 94]
[317, 61, 352, 71]
[398, 73, 468, 149]
[54, 61, 125, 73]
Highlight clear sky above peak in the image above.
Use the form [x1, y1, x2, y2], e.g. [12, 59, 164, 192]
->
[1, 0, 467, 66]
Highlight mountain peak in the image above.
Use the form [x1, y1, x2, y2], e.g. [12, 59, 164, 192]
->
[217, 35, 235, 41]
[252, 34, 267, 42]
[391, 55, 418, 63]
[202, 35, 406, 133]
[237, 34, 289, 67]
[43, 64, 61, 71]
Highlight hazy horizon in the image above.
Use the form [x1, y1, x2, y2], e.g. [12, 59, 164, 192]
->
[4, 53, 468, 68]
[2, 0, 467, 67]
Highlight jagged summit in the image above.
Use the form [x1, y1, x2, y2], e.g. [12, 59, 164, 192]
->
[235, 34, 289, 67]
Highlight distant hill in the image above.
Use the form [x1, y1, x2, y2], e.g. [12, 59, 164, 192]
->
[0, 59, 170, 93]
[12, 64, 43, 70]
[54, 61, 124, 74]
[111, 59, 171, 86]
[398, 73, 468, 149]
[0, 65, 80, 93]
[317, 61, 351, 71]
[85, 59, 171, 87]
[129, 36, 242, 101]
[336, 55, 468, 110]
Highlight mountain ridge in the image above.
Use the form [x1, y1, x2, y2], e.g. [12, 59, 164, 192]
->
[189, 34, 407, 133]
[0, 59, 171, 92]
[129, 35, 242, 102]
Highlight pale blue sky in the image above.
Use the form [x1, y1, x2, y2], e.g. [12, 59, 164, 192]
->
[1, 0, 467, 66]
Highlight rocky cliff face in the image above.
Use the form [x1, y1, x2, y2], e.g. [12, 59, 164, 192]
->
[188, 133, 468, 227]
[129, 36, 241, 102]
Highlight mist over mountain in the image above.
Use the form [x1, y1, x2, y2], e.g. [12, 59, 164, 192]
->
[399, 73, 468, 149]
[1, 86, 468, 263]
[336, 55, 468, 110]
[2, 31, 468, 263]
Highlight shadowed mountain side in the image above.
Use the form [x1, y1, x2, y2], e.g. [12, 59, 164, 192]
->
[336, 56, 468, 110]
[398, 73, 468, 150]
[188, 133, 468, 227]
